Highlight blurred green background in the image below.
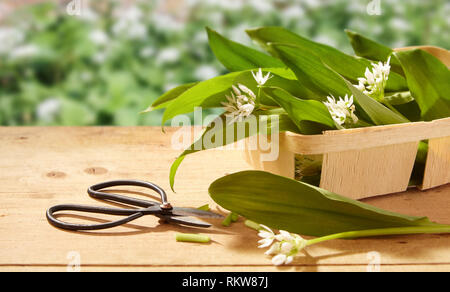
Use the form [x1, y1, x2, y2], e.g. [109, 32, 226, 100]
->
[0, 0, 448, 126]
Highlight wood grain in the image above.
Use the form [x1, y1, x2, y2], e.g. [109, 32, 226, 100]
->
[422, 136, 450, 190]
[320, 142, 419, 199]
[0, 127, 449, 272]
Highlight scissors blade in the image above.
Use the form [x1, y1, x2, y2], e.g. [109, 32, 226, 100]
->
[162, 215, 213, 228]
[170, 207, 224, 219]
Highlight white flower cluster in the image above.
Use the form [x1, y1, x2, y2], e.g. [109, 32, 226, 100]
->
[221, 84, 256, 123]
[323, 94, 358, 127]
[258, 225, 308, 266]
[354, 57, 391, 101]
[221, 69, 272, 123]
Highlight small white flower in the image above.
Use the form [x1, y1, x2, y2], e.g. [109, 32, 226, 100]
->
[221, 83, 256, 123]
[354, 57, 391, 102]
[256, 225, 309, 266]
[323, 94, 358, 127]
[272, 254, 294, 266]
[252, 68, 273, 87]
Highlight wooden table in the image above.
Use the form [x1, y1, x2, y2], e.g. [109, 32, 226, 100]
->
[0, 127, 449, 272]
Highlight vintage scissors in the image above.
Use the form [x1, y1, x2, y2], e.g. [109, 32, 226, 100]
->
[46, 180, 223, 231]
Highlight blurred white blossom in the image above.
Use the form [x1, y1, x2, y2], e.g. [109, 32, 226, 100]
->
[195, 65, 219, 80]
[89, 29, 109, 46]
[37, 98, 61, 123]
[0, 28, 24, 56]
[140, 46, 155, 58]
[156, 47, 181, 64]
[112, 6, 147, 40]
[9, 44, 39, 60]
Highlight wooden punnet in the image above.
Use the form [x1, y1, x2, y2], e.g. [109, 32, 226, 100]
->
[243, 47, 450, 200]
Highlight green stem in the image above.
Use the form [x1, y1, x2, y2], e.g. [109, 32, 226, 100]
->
[257, 87, 261, 107]
[306, 225, 450, 247]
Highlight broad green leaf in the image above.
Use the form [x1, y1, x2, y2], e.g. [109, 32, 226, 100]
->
[247, 27, 407, 92]
[144, 82, 198, 112]
[206, 27, 284, 71]
[169, 110, 299, 191]
[345, 29, 404, 76]
[269, 43, 350, 99]
[209, 171, 436, 237]
[162, 71, 242, 124]
[263, 87, 336, 130]
[342, 78, 410, 125]
[395, 49, 450, 121]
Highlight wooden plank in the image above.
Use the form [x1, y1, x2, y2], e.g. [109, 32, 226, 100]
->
[422, 136, 450, 189]
[284, 117, 450, 155]
[320, 142, 419, 199]
[2, 264, 450, 272]
[0, 127, 449, 271]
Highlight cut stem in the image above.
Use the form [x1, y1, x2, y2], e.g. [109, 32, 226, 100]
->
[175, 233, 210, 243]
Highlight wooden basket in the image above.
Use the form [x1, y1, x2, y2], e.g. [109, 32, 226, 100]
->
[243, 46, 450, 200]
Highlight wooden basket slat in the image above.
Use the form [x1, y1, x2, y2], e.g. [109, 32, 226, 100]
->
[320, 142, 419, 200]
[421, 136, 450, 190]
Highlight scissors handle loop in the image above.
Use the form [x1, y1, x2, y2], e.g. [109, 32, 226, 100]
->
[46, 180, 168, 231]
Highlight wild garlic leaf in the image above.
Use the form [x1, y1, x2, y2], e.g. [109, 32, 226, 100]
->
[269, 43, 350, 99]
[246, 27, 407, 92]
[345, 29, 404, 76]
[169, 111, 299, 191]
[209, 171, 437, 237]
[263, 87, 336, 130]
[161, 71, 243, 124]
[144, 82, 199, 112]
[206, 27, 284, 71]
[395, 49, 450, 121]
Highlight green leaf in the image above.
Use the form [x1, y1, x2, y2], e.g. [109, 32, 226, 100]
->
[345, 29, 404, 76]
[206, 27, 284, 71]
[342, 78, 410, 125]
[269, 43, 350, 99]
[209, 171, 436, 237]
[144, 82, 198, 112]
[247, 27, 407, 92]
[394, 49, 450, 121]
[169, 110, 299, 191]
[263, 87, 336, 130]
[162, 71, 242, 124]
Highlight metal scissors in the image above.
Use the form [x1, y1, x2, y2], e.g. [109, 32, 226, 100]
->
[46, 180, 223, 231]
